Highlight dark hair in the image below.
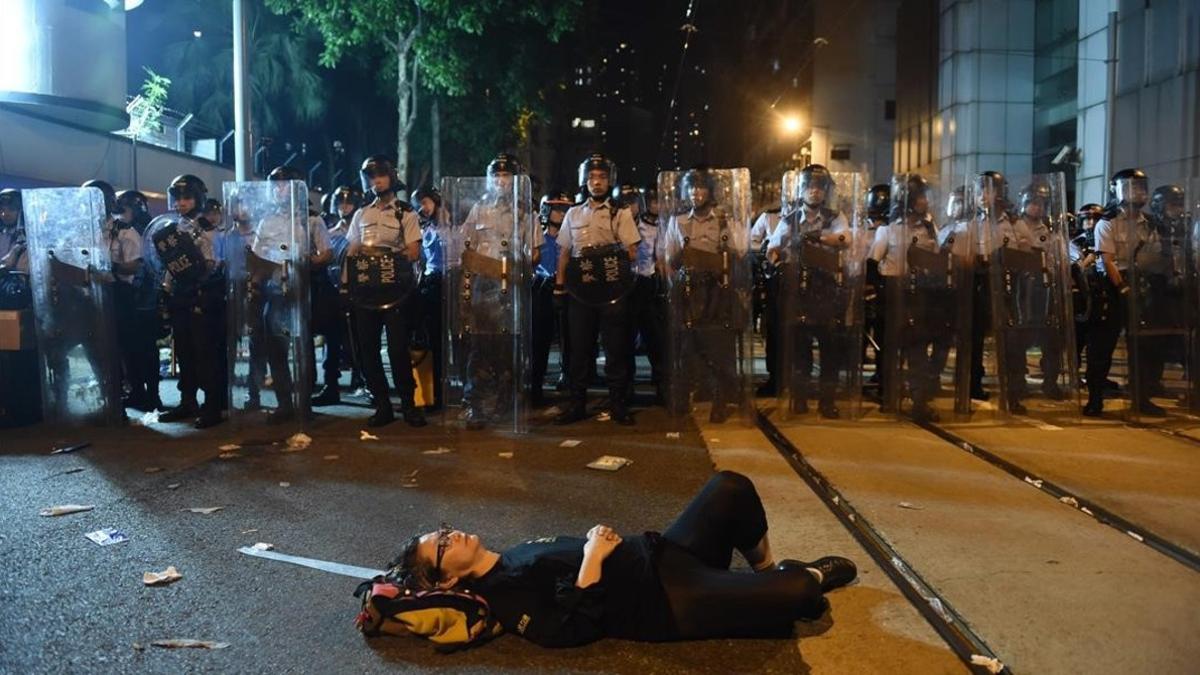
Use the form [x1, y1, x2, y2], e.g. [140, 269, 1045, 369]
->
[389, 534, 440, 591]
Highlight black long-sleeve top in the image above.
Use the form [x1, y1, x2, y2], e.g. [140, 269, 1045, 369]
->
[469, 533, 675, 647]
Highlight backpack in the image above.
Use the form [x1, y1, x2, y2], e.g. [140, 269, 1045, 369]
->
[353, 575, 502, 652]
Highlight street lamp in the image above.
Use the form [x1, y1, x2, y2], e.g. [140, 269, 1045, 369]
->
[779, 113, 804, 136]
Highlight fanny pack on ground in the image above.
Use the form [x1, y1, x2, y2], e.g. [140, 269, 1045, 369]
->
[353, 575, 502, 652]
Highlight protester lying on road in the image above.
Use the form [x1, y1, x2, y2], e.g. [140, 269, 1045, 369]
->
[387, 470, 857, 647]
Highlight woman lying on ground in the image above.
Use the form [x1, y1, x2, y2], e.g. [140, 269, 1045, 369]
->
[390, 471, 857, 647]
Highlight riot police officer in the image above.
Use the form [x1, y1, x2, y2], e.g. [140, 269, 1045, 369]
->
[412, 185, 445, 411]
[862, 183, 890, 399]
[346, 155, 426, 427]
[620, 183, 666, 404]
[531, 190, 573, 406]
[553, 153, 640, 425]
[111, 189, 161, 411]
[85, 180, 150, 412]
[115, 190, 153, 235]
[1088, 168, 1157, 416]
[0, 189, 26, 273]
[750, 192, 783, 397]
[767, 165, 853, 418]
[149, 174, 227, 428]
[1070, 203, 1104, 373]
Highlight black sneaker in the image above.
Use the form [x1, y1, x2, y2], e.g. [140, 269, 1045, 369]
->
[193, 410, 224, 429]
[367, 407, 395, 427]
[158, 403, 198, 423]
[402, 405, 428, 427]
[311, 386, 341, 407]
[818, 401, 840, 419]
[554, 404, 588, 425]
[1041, 383, 1065, 401]
[970, 388, 990, 401]
[778, 556, 858, 593]
[1009, 400, 1028, 415]
[755, 381, 777, 397]
[464, 407, 488, 431]
[911, 404, 939, 423]
[1083, 395, 1104, 417]
[266, 408, 296, 425]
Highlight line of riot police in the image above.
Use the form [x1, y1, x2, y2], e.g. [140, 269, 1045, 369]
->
[1, 156, 1193, 431]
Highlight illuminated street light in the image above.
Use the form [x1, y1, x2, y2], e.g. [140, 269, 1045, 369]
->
[780, 114, 803, 135]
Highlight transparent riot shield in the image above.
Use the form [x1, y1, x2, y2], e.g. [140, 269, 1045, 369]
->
[984, 173, 1078, 417]
[441, 175, 532, 433]
[774, 171, 867, 420]
[223, 180, 312, 428]
[1127, 182, 1195, 420]
[22, 187, 123, 425]
[659, 168, 754, 425]
[882, 174, 974, 422]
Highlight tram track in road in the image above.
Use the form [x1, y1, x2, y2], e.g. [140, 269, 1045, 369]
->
[912, 415, 1200, 574]
[754, 411, 1011, 675]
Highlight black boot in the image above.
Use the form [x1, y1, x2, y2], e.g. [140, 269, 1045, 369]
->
[368, 406, 395, 427]
[402, 403, 427, 427]
[554, 403, 588, 425]
[1083, 390, 1104, 417]
[159, 400, 198, 423]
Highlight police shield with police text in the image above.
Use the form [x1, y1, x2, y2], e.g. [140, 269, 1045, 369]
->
[224, 179, 313, 427]
[22, 187, 123, 425]
[441, 154, 533, 432]
[144, 174, 228, 428]
[769, 166, 867, 419]
[875, 174, 974, 422]
[982, 173, 1078, 415]
[659, 167, 754, 424]
[346, 155, 426, 428]
[553, 153, 640, 426]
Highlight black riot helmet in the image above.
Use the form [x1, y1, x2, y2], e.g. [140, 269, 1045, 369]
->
[487, 152, 523, 176]
[0, 189, 21, 228]
[411, 186, 442, 219]
[796, 164, 833, 207]
[1019, 180, 1052, 210]
[1076, 203, 1104, 226]
[890, 173, 930, 220]
[639, 184, 659, 224]
[578, 153, 617, 199]
[1109, 168, 1148, 208]
[82, 180, 118, 216]
[332, 184, 363, 212]
[612, 182, 642, 214]
[115, 190, 151, 231]
[865, 183, 890, 221]
[1150, 184, 1185, 219]
[538, 190, 574, 228]
[360, 155, 401, 197]
[268, 164, 305, 183]
[167, 174, 208, 215]
[975, 170, 1007, 209]
[681, 166, 716, 209]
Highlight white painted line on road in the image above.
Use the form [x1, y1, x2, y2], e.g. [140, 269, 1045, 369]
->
[237, 546, 385, 579]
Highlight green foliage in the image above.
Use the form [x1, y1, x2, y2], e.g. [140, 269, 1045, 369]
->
[127, 67, 171, 138]
[160, 0, 327, 138]
[266, 0, 582, 175]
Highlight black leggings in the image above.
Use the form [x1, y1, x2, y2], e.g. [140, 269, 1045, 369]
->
[658, 471, 823, 639]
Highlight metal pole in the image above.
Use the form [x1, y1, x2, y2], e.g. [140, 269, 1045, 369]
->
[218, 129, 235, 164]
[1103, 10, 1118, 184]
[176, 113, 194, 153]
[233, 0, 252, 180]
